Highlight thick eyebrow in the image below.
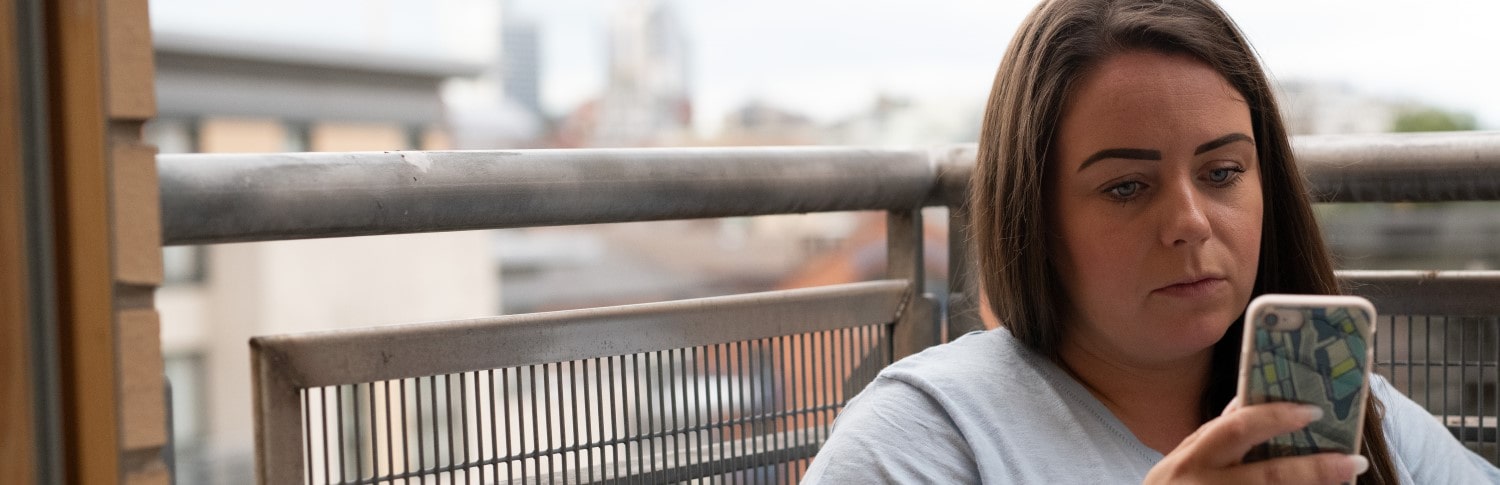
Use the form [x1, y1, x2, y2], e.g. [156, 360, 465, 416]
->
[1077, 148, 1161, 172]
[1194, 132, 1254, 155]
[1076, 132, 1256, 173]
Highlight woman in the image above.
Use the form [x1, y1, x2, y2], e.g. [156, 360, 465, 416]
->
[802, 0, 1500, 483]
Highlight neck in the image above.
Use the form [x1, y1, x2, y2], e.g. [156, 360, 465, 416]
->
[1057, 334, 1214, 454]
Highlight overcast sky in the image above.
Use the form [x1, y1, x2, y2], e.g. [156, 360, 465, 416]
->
[151, 0, 1500, 134]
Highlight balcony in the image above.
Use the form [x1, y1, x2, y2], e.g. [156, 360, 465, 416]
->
[152, 131, 1500, 483]
[13, 2, 1500, 483]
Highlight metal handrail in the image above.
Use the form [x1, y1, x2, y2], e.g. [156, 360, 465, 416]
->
[159, 147, 939, 245]
[1339, 270, 1500, 316]
[1296, 131, 1500, 202]
[160, 131, 1500, 245]
[253, 279, 909, 389]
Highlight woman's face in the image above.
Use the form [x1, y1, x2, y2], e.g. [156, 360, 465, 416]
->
[1049, 50, 1262, 365]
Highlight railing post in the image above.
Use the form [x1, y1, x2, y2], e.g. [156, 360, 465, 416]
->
[888, 209, 938, 360]
[252, 339, 304, 485]
[946, 205, 984, 341]
[932, 144, 984, 344]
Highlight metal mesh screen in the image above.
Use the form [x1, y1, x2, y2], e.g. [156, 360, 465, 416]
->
[1373, 315, 1500, 464]
[295, 323, 891, 484]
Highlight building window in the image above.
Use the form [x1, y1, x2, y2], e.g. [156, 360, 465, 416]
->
[284, 121, 312, 152]
[405, 125, 424, 150]
[143, 118, 200, 154]
[163, 245, 206, 286]
[164, 352, 208, 483]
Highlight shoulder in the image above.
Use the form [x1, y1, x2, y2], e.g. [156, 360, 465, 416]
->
[802, 330, 1033, 484]
[1370, 374, 1500, 482]
[801, 363, 979, 483]
[877, 328, 1055, 400]
[870, 329, 1086, 429]
[802, 329, 1117, 483]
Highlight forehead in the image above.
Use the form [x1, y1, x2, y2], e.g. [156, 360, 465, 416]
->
[1055, 50, 1252, 164]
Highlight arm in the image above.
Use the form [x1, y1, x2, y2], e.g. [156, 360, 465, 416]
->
[801, 376, 979, 484]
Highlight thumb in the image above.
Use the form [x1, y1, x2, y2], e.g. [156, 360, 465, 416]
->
[1221, 396, 1242, 416]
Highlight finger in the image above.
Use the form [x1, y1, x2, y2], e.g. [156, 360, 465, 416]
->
[1191, 402, 1323, 465]
[1176, 397, 1247, 451]
[1217, 453, 1368, 485]
[1221, 396, 1242, 416]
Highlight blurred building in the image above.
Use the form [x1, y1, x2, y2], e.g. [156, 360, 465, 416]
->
[561, 0, 694, 147]
[1277, 80, 1401, 135]
[148, 32, 497, 484]
[717, 99, 821, 145]
[446, 2, 547, 149]
[501, 2, 543, 119]
[823, 94, 984, 146]
[497, 220, 808, 314]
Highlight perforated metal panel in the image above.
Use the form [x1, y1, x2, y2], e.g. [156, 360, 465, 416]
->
[1374, 315, 1500, 463]
[294, 326, 888, 484]
[252, 281, 916, 484]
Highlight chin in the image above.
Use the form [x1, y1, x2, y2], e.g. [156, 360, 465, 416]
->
[1155, 310, 1238, 357]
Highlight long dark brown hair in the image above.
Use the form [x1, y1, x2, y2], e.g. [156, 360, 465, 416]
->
[970, 0, 1395, 482]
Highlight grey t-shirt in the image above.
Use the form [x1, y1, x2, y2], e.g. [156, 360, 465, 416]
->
[802, 329, 1500, 484]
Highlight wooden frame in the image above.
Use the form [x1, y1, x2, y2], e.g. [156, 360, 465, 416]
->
[46, 0, 122, 482]
[1, 0, 38, 481]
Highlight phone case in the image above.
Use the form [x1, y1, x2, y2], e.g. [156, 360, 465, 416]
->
[1237, 294, 1376, 462]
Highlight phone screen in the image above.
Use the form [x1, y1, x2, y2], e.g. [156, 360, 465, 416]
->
[1239, 295, 1375, 462]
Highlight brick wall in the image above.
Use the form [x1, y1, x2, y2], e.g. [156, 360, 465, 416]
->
[106, 0, 169, 482]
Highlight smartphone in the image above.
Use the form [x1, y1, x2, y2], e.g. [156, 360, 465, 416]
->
[1236, 294, 1376, 462]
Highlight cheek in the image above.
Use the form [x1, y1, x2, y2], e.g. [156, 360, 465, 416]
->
[1052, 205, 1141, 296]
[1234, 209, 1263, 255]
[1224, 180, 1265, 275]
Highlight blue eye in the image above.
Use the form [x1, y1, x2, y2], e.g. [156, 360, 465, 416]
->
[1208, 167, 1245, 185]
[1108, 181, 1142, 199]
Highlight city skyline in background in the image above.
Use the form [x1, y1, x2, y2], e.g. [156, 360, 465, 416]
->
[148, 0, 1500, 142]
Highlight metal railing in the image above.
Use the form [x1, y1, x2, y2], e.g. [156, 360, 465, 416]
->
[158, 132, 1500, 245]
[156, 131, 1500, 483]
[1342, 270, 1500, 461]
[254, 280, 910, 484]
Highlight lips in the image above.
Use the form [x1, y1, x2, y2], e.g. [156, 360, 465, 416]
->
[1153, 275, 1228, 298]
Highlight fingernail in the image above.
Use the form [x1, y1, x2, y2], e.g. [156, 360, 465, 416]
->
[1346, 454, 1370, 475]
[1298, 404, 1324, 422]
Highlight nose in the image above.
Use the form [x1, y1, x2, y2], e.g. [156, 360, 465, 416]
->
[1158, 178, 1212, 248]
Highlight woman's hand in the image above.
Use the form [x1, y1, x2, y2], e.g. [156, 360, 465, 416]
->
[1143, 402, 1369, 484]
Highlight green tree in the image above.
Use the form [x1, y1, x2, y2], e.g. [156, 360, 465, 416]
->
[1392, 107, 1477, 132]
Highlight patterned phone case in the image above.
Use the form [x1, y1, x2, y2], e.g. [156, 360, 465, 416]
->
[1238, 294, 1376, 462]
